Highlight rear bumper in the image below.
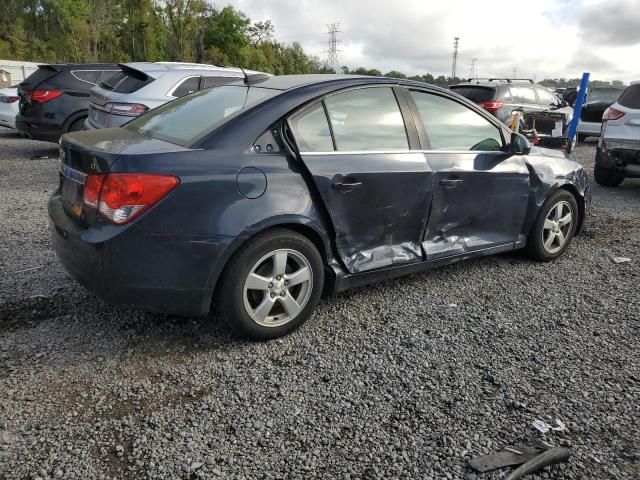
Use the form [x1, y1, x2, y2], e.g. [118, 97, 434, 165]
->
[16, 116, 64, 142]
[577, 120, 601, 136]
[49, 192, 235, 316]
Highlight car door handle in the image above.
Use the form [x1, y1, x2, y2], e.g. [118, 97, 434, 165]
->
[332, 180, 363, 193]
[439, 178, 463, 187]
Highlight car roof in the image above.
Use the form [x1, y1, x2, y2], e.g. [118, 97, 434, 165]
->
[37, 63, 119, 70]
[247, 74, 452, 94]
[122, 62, 261, 76]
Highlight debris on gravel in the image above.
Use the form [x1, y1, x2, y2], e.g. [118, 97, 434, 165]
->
[1, 128, 639, 479]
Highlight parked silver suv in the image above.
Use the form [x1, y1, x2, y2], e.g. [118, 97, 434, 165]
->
[85, 62, 267, 130]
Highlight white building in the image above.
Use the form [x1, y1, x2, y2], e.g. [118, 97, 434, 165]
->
[0, 60, 41, 84]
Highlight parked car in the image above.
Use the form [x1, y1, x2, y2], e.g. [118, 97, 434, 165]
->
[16, 64, 120, 142]
[85, 62, 267, 130]
[577, 86, 625, 141]
[450, 79, 573, 148]
[594, 81, 640, 186]
[51, 75, 590, 339]
[0, 86, 19, 128]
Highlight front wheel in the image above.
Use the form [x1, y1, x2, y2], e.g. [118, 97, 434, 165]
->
[215, 228, 324, 340]
[525, 190, 578, 261]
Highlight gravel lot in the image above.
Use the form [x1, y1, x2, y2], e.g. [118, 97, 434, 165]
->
[1, 126, 639, 480]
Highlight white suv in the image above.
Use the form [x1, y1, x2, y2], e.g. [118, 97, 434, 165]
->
[595, 81, 640, 186]
[84, 62, 268, 130]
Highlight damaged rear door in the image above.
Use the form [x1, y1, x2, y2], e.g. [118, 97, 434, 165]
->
[407, 90, 530, 259]
[288, 86, 433, 273]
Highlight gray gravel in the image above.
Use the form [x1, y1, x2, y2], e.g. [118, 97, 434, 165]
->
[1, 126, 639, 480]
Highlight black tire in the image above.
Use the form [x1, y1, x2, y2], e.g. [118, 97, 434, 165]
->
[594, 164, 624, 187]
[577, 133, 587, 142]
[214, 228, 324, 340]
[525, 190, 579, 262]
[67, 117, 86, 133]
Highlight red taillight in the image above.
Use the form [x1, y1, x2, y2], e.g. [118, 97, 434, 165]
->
[28, 90, 64, 103]
[603, 107, 625, 121]
[104, 102, 148, 116]
[0, 96, 19, 103]
[83, 173, 179, 225]
[8, 96, 18, 103]
[478, 100, 504, 112]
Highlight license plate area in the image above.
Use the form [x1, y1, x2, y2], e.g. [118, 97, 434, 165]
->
[60, 163, 87, 220]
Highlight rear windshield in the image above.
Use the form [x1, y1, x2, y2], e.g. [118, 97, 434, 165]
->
[588, 88, 623, 102]
[100, 69, 150, 93]
[20, 66, 59, 89]
[450, 86, 496, 103]
[125, 85, 280, 146]
[617, 84, 640, 109]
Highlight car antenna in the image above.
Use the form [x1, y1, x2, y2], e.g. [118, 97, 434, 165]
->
[239, 65, 250, 85]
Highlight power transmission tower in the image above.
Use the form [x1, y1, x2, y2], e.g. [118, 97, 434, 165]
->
[468, 58, 478, 80]
[326, 23, 341, 73]
[451, 37, 460, 79]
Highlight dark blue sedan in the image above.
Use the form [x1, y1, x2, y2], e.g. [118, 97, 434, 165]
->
[50, 75, 590, 339]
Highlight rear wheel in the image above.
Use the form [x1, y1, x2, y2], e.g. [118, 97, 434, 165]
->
[67, 117, 86, 133]
[215, 229, 324, 340]
[577, 133, 587, 142]
[525, 190, 578, 261]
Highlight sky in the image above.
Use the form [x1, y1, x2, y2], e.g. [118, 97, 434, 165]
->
[226, 0, 640, 82]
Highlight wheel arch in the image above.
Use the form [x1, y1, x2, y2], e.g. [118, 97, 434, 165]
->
[557, 183, 586, 235]
[203, 218, 335, 313]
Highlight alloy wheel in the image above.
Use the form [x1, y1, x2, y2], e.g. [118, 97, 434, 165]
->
[541, 200, 573, 254]
[243, 248, 313, 327]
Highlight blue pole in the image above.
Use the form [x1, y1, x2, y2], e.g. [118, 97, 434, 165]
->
[566, 72, 590, 153]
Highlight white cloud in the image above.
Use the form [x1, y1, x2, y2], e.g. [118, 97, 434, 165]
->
[225, 0, 640, 82]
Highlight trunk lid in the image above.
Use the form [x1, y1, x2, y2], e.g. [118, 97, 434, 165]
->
[58, 128, 189, 225]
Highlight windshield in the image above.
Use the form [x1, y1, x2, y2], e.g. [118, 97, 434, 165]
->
[125, 85, 280, 146]
[588, 88, 623, 102]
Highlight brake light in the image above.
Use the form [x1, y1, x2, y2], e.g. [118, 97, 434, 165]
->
[104, 102, 148, 116]
[28, 90, 64, 103]
[603, 107, 625, 121]
[0, 96, 18, 103]
[83, 173, 179, 224]
[478, 100, 504, 112]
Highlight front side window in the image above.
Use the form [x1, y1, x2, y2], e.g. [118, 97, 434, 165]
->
[324, 87, 409, 151]
[410, 91, 503, 151]
[126, 85, 279, 146]
[289, 103, 334, 152]
[537, 88, 558, 106]
[511, 86, 537, 104]
[201, 76, 240, 89]
[172, 76, 200, 97]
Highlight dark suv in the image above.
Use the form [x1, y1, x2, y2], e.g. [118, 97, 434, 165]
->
[16, 64, 120, 142]
[450, 79, 573, 126]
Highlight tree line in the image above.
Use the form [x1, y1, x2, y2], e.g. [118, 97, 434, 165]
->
[0, 1, 625, 87]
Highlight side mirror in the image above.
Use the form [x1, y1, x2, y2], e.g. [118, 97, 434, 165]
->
[509, 132, 531, 155]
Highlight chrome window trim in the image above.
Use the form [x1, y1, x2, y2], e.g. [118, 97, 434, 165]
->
[299, 149, 508, 156]
[165, 75, 201, 98]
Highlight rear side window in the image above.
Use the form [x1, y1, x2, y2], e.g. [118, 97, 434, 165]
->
[289, 103, 334, 152]
[126, 85, 279, 146]
[201, 76, 240, 89]
[98, 70, 120, 84]
[72, 70, 100, 84]
[172, 77, 200, 97]
[450, 86, 496, 103]
[511, 86, 537, 104]
[618, 84, 640, 109]
[536, 88, 558, 106]
[410, 91, 503, 151]
[324, 87, 409, 151]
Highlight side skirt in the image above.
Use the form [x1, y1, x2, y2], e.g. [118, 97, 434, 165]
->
[331, 243, 516, 293]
